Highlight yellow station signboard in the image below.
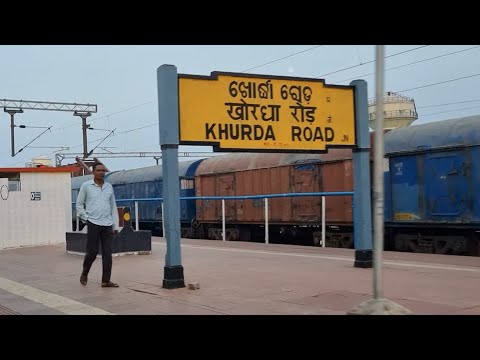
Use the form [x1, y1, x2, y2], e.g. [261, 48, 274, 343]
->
[178, 72, 356, 152]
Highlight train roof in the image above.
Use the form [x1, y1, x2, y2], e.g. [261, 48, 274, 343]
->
[71, 174, 93, 190]
[195, 149, 353, 175]
[105, 159, 204, 184]
[384, 115, 480, 155]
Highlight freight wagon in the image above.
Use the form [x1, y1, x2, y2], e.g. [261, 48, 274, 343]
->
[383, 115, 480, 256]
[193, 150, 356, 246]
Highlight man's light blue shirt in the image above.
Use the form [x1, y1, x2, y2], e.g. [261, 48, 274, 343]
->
[76, 179, 119, 230]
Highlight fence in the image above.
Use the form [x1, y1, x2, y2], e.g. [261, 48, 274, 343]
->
[73, 191, 354, 246]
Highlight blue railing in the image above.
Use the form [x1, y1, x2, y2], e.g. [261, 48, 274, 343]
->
[112, 191, 354, 202]
[72, 191, 354, 205]
[72, 191, 354, 246]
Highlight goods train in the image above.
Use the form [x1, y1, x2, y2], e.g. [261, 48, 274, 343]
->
[71, 115, 480, 256]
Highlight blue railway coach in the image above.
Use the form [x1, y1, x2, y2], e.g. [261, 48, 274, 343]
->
[384, 115, 480, 256]
[71, 159, 204, 235]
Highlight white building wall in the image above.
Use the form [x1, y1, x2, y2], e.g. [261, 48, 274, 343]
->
[0, 172, 72, 249]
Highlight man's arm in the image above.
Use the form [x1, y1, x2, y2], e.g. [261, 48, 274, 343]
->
[110, 188, 119, 232]
[76, 183, 88, 222]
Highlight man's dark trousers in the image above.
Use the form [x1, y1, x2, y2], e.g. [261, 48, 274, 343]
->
[82, 220, 113, 283]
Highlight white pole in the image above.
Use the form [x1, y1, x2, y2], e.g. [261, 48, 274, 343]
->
[222, 199, 226, 241]
[76, 214, 79, 232]
[265, 197, 269, 244]
[161, 202, 166, 238]
[373, 45, 385, 300]
[322, 196, 326, 247]
[135, 201, 139, 231]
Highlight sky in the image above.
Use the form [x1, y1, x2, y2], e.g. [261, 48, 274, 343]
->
[1, 45, 479, 171]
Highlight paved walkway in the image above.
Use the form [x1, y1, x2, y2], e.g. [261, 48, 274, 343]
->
[0, 237, 479, 315]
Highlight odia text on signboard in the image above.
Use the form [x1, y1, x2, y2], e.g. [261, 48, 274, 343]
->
[178, 72, 356, 152]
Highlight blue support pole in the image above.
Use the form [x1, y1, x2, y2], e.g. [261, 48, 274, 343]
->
[157, 64, 185, 288]
[350, 80, 373, 268]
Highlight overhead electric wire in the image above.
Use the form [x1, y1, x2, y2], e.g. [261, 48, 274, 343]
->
[315, 45, 429, 78]
[338, 46, 480, 83]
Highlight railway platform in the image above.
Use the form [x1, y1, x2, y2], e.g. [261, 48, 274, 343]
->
[0, 237, 479, 315]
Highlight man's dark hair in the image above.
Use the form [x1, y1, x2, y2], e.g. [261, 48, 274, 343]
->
[92, 162, 102, 171]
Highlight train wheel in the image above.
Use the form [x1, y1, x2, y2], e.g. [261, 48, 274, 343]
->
[467, 235, 480, 256]
[393, 234, 409, 252]
[191, 219, 200, 228]
[340, 236, 353, 248]
[433, 239, 449, 255]
[312, 231, 322, 246]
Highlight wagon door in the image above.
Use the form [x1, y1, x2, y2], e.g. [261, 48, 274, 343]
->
[424, 152, 469, 219]
[151, 180, 163, 222]
[292, 164, 320, 221]
[321, 160, 353, 223]
[216, 175, 235, 221]
[196, 176, 215, 221]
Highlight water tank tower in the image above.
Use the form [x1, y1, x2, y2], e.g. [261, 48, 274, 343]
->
[25, 156, 53, 168]
[368, 91, 418, 130]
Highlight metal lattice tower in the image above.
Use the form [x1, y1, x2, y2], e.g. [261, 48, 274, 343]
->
[2, 98, 98, 158]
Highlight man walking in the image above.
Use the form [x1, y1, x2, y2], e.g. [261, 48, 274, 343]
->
[76, 162, 120, 288]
